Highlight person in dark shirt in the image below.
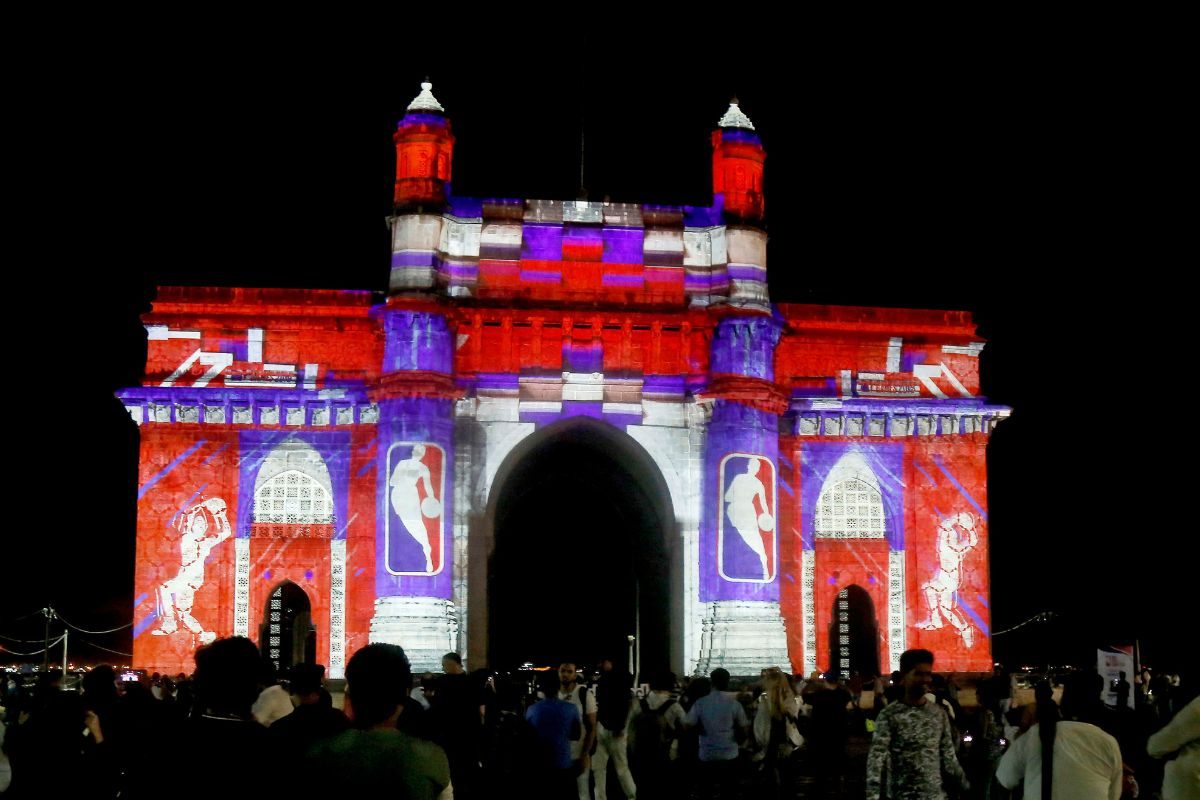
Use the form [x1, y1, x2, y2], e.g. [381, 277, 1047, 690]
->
[307, 643, 452, 800]
[269, 662, 348, 757]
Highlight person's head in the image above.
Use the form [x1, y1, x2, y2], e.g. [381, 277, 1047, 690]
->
[412, 443, 426, 459]
[600, 658, 614, 674]
[745, 458, 758, 475]
[711, 668, 731, 692]
[898, 649, 935, 702]
[442, 652, 463, 675]
[344, 643, 411, 729]
[193, 637, 262, 718]
[651, 671, 676, 693]
[289, 663, 326, 700]
[763, 668, 794, 717]
[82, 664, 119, 703]
[1119, 671, 1127, 681]
[559, 662, 579, 691]
[539, 669, 562, 698]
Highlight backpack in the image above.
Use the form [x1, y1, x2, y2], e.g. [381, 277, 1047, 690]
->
[631, 696, 677, 764]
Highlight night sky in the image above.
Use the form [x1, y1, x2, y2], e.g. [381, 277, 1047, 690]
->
[5, 45, 1185, 675]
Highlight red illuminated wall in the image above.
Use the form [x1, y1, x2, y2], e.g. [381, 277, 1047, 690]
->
[904, 436, 992, 673]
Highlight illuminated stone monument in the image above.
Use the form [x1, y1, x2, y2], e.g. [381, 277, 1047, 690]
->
[120, 83, 1007, 678]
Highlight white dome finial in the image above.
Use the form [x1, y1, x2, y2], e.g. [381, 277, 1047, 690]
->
[407, 80, 445, 113]
[718, 97, 755, 131]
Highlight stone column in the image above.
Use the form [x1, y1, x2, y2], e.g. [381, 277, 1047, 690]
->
[369, 308, 460, 672]
[695, 316, 790, 675]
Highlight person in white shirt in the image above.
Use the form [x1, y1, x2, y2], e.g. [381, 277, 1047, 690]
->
[1147, 693, 1200, 800]
[996, 678, 1122, 800]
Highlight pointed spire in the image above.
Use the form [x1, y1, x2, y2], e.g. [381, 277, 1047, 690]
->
[407, 80, 444, 113]
[718, 97, 755, 131]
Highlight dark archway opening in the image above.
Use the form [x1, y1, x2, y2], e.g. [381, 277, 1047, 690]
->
[829, 584, 880, 679]
[489, 424, 670, 675]
[260, 580, 316, 675]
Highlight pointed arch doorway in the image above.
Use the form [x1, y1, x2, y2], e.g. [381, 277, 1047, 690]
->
[481, 420, 676, 675]
[260, 581, 316, 674]
[829, 585, 880, 680]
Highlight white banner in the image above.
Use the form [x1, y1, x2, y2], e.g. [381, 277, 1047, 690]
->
[1097, 647, 1135, 709]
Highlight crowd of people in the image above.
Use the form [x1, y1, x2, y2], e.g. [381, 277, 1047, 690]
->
[0, 639, 1196, 799]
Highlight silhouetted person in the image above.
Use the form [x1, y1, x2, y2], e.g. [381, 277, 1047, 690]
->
[1114, 671, 1132, 710]
[684, 668, 748, 800]
[592, 658, 637, 800]
[430, 651, 481, 798]
[526, 669, 582, 800]
[175, 636, 272, 800]
[307, 643, 452, 799]
[269, 663, 348, 757]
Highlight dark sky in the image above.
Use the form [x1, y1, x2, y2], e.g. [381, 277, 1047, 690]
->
[6, 43, 1185, 673]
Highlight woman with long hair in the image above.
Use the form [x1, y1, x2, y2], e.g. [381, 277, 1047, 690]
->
[754, 667, 803, 797]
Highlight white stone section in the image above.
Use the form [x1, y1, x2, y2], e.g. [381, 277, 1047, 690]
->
[518, 400, 563, 415]
[312, 406, 330, 426]
[233, 407, 252, 425]
[247, 328, 263, 363]
[847, 416, 864, 436]
[126, 405, 144, 425]
[718, 100, 756, 131]
[178, 405, 199, 423]
[801, 550, 817, 677]
[475, 396, 520, 423]
[561, 372, 604, 402]
[888, 549, 906, 674]
[145, 325, 201, 341]
[890, 416, 910, 437]
[563, 200, 603, 224]
[942, 342, 985, 357]
[260, 406, 280, 425]
[204, 405, 225, 424]
[285, 407, 304, 426]
[234, 538, 250, 637]
[407, 81, 444, 113]
[336, 406, 353, 426]
[917, 416, 933, 436]
[361, 404, 379, 424]
[641, 400, 687, 428]
[696, 601, 790, 676]
[153, 404, 171, 423]
[476, 422, 537, 509]
[631, 411, 706, 675]
[683, 228, 714, 267]
[328, 539, 346, 679]
[887, 338, 903, 373]
[869, 417, 886, 437]
[644, 227, 684, 260]
[440, 217, 481, 258]
[452, 426, 474, 666]
[370, 596, 459, 673]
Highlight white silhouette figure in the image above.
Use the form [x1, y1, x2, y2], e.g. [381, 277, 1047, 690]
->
[152, 497, 232, 643]
[724, 457, 773, 580]
[920, 511, 979, 647]
[390, 444, 441, 573]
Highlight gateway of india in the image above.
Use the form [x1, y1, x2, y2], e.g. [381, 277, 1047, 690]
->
[119, 83, 1006, 680]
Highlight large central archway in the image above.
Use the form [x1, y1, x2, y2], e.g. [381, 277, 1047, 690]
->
[476, 419, 676, 676]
